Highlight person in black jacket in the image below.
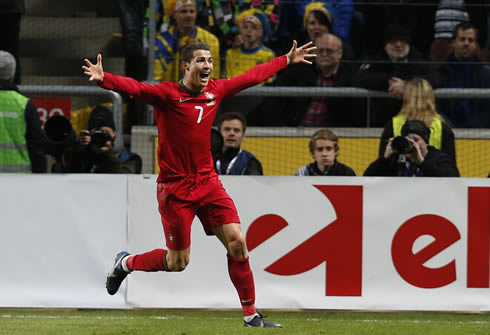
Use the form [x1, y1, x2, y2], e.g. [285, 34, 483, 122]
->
[379, 78, 456, 162]
[296, 128, 356, 176]
[48, 105, 142, 174]
[254, 32, 362, 127]
[214, 112, 263, 175]
[364, 120, 459, 177]
[354, 23, 439, 127]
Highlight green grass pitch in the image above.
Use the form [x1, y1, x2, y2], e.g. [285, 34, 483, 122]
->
[0, 309, 489, 335]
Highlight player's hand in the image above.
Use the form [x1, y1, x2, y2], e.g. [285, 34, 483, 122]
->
[286, 40, 317, 65]
[82, 53, 104, 83]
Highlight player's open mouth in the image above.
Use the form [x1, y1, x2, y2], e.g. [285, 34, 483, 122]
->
[200, 73, 210, 79]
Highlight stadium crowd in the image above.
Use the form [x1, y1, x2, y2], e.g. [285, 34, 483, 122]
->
[1, 0, 489, 177]
[151, 0, 490, 130]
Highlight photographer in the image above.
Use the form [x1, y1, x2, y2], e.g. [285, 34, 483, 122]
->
[364, 120, 459, 177]
[49, 105, 141, 174]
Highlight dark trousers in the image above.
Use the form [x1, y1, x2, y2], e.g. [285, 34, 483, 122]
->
[118, 0, 148, 131]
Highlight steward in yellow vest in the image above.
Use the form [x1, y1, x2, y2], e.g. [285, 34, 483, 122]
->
[0, 51, 46, 173]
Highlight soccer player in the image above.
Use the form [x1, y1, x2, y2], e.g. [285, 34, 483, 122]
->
[82, 40, 316, 328]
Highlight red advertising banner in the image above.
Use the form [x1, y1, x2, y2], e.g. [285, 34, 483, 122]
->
[30, 97, 72, 127]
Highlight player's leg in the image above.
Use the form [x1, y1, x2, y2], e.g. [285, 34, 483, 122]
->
[213, 223, 282, 328]
[197, 178, 282, 328]
[106, 183, 195, 295]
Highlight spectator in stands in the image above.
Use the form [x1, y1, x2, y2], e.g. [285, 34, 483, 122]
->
[275, 0, 354, 55]
[295, 128, 356, 176]
[0, 0, 25, 84]
[430, 0, 488, 61]
[118, 0, 148, 130]
[364, 120, 459, 177]
[221, 9, 275, 119]
[354, 23, 439, 127]
[214, 112, 263, 175]
[155, 0, 220, 82]
[50, 105, 142, 174]
[379, 78, 456, 162]
[0, 50, 46, 173]
[436, 22, 490, 128]
[225, 9, 275, 82]
[256, 32, 361, 127]
[197, 1, 280, 52]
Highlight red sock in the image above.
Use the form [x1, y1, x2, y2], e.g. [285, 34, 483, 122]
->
[227, 255, 257, 317]
[127, 249, 168, 272]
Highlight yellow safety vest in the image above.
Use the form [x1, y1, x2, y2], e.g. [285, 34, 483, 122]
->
[392, 114, 443, 149]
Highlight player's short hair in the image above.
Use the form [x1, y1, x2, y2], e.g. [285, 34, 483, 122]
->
[452, 22, 479, 41]
[309, 128, 339, 154]
[217, 112, 247, 133]
[181, 42, 211, 63]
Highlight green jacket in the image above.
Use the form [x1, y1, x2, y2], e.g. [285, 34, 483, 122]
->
[0, 89, 31, 172]
[0, 80, 46, 173]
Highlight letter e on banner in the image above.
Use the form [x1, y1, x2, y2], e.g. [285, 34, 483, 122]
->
[392, 214, 460, 288]
[248, 186, 363, 296]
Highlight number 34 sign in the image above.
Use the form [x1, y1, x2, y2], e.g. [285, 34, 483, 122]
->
[30, 97, 72, 127]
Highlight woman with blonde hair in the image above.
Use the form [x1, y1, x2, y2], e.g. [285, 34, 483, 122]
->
[378, 77, 456, 161]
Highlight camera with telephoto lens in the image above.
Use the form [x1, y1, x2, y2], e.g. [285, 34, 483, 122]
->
[89, 129, 112, 148]
[391, 136, 414, 154]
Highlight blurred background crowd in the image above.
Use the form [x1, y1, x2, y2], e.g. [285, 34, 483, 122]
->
[0, 0, 489, 177]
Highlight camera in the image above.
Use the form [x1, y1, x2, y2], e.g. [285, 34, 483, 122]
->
[90, 129, 112, 148]
[391, 136, 414, 154]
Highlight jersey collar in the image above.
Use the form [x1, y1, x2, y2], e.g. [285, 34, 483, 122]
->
[179, 79, 203, 96]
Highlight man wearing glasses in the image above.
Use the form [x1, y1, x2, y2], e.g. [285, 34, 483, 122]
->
[255, 32, 361, 127]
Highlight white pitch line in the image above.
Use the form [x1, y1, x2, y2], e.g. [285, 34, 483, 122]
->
[1, 314, 489, 325]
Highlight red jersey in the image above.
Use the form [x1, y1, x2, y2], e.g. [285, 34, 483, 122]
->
[100, 55, 287, 182]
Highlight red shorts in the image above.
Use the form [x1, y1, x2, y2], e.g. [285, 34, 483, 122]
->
[156, 174, 240, 251]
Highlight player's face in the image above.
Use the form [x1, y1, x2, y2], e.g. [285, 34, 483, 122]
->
[452, 28, 477, 60]
[313, 139, 337, 171]
[220, 119, 245, 150]
[183, 49, 213, 91]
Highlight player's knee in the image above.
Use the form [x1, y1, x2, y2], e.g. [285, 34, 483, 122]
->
[228, 235, 247, 259]
[166, 255, 189, 272]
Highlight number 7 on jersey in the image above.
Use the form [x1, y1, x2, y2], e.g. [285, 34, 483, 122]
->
[194, 106, 203, 124]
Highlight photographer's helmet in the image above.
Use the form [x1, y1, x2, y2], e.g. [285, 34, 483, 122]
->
[401, 120, 430, 144]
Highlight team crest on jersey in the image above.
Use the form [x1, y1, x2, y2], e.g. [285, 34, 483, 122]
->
[205, 92, 216, 106]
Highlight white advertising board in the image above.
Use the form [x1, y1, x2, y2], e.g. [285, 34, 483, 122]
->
[127, 176, 490, 311]
[0, 174, 129, 308]
[0, 174, 488, 311]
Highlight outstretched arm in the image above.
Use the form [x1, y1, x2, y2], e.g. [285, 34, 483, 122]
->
[82, 53, 104, 84]
[81, 53, 165, 106]
[286, 40, 317, 65]
[219, 41, 316, 97]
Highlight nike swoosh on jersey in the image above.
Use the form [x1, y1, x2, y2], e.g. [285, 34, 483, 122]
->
[179, 98, 191, 102]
